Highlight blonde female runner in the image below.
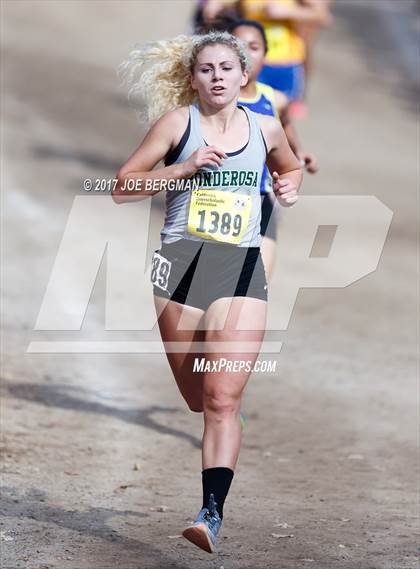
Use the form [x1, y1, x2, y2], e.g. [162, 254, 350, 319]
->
[113, 31, 302, 554]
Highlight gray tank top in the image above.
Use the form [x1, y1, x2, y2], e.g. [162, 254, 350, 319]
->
[161, 103, 267, 247]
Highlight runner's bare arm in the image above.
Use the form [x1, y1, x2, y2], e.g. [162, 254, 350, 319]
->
[259, 115, 303, 207]
[259, 115, 302, 179]
[263, 0, 332, 25]
[274, 89, 319, 173]
[274, 89, 301, 156]
[112, 109, 187, 203]
[202, 0, 239, 23]
[274, 89, 289, 116]
[112, 109, 227, 204]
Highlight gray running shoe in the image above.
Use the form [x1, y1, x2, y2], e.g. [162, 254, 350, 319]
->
[182, 493, 222, 553]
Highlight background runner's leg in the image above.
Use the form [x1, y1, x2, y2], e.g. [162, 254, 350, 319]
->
[260, 236, 277, 283]
[154, 296, 205, 412]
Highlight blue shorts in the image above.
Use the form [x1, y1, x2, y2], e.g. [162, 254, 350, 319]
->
[257, 63, 305, 101]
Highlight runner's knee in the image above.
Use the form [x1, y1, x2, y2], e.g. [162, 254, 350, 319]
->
[203, 391, 239, 417]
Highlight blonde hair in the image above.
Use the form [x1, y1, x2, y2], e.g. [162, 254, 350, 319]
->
[118, 31, 250, 126]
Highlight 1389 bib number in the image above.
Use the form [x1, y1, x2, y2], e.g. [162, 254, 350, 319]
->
[188, 189, 251, 245]
[195, 209, 242, 237]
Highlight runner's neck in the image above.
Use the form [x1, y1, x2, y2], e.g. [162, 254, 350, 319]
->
[197, 99, 241, 133]
[240, 81, 258, 99]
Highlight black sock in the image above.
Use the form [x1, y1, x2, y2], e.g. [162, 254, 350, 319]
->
[202, 467, 234, 520]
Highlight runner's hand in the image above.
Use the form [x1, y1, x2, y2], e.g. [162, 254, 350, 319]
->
[182, 146, 227, 177]
[298, 152, 319, 174]
[272, 172, 299, 207]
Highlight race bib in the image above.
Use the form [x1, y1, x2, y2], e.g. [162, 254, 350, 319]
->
[187, 189, 251, 245]
[150, 251, 172, 291]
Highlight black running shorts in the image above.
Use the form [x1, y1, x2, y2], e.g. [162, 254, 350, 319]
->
[151, 239, 268, 311]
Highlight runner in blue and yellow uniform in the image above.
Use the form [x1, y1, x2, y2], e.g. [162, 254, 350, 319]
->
[239, 0, 330, 118]
[230, 18, 318, 280]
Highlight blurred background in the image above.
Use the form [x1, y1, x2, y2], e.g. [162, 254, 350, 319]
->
[1, 1, 419, 568]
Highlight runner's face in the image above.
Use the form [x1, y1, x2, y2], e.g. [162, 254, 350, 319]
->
[191, 44, 248, 107]
[232, 26, 265, 81]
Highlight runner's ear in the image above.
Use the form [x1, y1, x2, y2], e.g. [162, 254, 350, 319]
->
[240, 70, 249, 88]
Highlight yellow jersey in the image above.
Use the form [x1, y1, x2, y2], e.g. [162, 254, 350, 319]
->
[240, 0, 306, 65]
